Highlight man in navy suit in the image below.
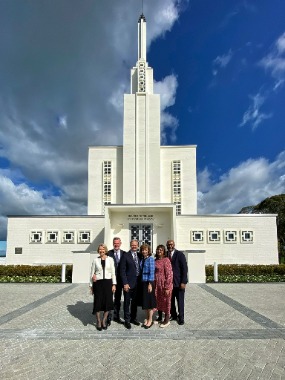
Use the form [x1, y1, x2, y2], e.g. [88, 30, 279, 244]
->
[166, 240, 188, 325]
[120, 239, 141, 329]
[107, 237, 126, 325]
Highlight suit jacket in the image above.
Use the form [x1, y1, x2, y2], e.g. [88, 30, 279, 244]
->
[107, 249, 126, 283]
[168, 249, 188, 287]
[89, 256, 116, 287]
[120, 250, 141, 289]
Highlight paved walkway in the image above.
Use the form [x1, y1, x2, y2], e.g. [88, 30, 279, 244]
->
[0, 283, 284, 379]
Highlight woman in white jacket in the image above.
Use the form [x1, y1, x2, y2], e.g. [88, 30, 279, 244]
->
[90, 244, 116, 330]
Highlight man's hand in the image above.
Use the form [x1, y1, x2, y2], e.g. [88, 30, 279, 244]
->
[112, 285, 116, 293]
[124, 284, 130, 292]
[180, 283, 186, 289]
[148, 283, 152, 293]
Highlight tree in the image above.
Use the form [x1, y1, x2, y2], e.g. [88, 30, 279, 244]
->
[239, 194, 285, 263]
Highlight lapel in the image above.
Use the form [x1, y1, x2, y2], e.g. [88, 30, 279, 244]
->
[171, 250, 177, 262]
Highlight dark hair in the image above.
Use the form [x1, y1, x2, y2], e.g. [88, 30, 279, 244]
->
[155, 244, 166, 260]
[140, 244, 151, 257]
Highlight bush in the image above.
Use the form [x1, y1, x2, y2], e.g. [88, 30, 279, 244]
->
[206, 264, 285, 283]
[0, 265, 73, 283]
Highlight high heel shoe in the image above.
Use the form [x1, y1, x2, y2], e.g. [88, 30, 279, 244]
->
[144, 322, 153, 329]
[96, 317, 102, 331]
[102, 319, 108, 330]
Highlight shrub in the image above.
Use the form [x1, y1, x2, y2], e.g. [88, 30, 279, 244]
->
[206, 264, 285, 283]
[0, 265, 73, 283]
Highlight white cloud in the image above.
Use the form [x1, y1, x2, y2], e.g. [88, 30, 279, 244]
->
[198, 151, 285, 214]
[260, 31, 285, 79]
[212, 49, 233, 75]
[0, 173, 86, 240]
[0, 0, 183, 241]
[154, 74, 179, 144]
[239, 92, 272, 130]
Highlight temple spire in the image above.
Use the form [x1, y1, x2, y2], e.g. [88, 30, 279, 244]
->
[138, 14, 146, 61]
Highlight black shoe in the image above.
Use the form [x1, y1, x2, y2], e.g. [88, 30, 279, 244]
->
[144, 322, 153, 329]
[96, 326, 102, 331]
[107, 320, 111, 327]
[130, 319, 140, 326]
[124, 322, 131, 329]
[113, 317, 123, 324]
[156, 316, 163, 322]
[178, 319, 184, 325]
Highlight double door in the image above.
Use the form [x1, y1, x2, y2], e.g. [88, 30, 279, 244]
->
[130, 224, 152, 250]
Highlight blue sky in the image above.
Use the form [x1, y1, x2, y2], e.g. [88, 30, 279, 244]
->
[0, 0, 284, 244]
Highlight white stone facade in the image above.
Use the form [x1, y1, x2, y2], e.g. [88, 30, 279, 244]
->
[5, 14, 279, 282]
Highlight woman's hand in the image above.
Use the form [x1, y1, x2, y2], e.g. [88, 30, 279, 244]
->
[112, 285, 116, 293]
[148, 283, 152, 293]
[92, 274, 97, 282]
[164, 289, 170, 296]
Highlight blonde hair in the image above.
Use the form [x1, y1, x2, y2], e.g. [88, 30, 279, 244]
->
[97, 243, 108, 253]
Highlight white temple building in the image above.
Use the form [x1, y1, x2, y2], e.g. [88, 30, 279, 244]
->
[6, 15, 279, 282]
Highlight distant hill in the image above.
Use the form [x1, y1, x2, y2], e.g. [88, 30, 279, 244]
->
[239, 194, 285, 263]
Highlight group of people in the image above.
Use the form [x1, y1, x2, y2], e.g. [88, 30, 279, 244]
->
[89, 237, 188, 331]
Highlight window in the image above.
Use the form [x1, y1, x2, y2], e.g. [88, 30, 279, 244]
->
[78, 231, 91, 244]
[62, 231, 75, 244]
[138, 60, 145, 92]
[241, 230, 254, 243]
[30, 231, 43, 243]
[224, 230, 238, 243]
[103, 161, 112, 209]
[207, 230, 221, 243]
[191, 230, 204, 243]
[172, 161, 181, 215]
[46, 231, 59, 244]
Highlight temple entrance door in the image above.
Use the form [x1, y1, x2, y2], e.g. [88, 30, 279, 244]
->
[130, 224, 153, 250]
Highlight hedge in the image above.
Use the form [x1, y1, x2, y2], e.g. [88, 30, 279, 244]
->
[205, 264, 285, 283]
[0, 265, 73, 283]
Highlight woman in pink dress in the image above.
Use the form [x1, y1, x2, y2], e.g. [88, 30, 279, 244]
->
[154, 244, 173, 328]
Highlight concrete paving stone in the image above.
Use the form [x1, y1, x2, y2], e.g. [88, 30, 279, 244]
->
[0, 283, 285, 380]
[210, 364, 231, 379]
[269, 373, 283, 380]
[206, 284, 285, 327]
[238, 364, 257, 379]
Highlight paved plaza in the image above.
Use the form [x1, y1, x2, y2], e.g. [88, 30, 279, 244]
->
[0, 283, 284, 379]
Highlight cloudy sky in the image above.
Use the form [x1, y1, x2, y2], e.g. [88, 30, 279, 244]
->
[0, 0, 285, 246]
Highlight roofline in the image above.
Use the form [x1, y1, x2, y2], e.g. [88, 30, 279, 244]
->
[7, 215, 105, 218]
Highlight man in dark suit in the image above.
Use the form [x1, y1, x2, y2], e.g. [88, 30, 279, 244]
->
[120, 239, 141, 329]
[107, 237, 126, 325]
[166, 239, 188, 325]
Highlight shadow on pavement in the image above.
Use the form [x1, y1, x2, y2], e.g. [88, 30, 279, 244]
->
[67, 301, 95, 326]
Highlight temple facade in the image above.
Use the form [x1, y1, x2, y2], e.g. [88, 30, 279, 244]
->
[6, 15, 279, 282]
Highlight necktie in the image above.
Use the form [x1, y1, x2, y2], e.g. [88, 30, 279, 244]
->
[133, 252, 140, 275]
[115, 251, 119, 264]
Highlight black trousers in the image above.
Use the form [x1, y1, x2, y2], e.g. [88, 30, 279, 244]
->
[123, 285, 138, 323]
[170, 287, 185, 321]
[108, 280, 123, 320]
